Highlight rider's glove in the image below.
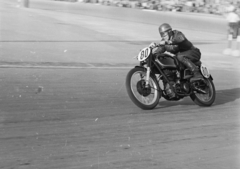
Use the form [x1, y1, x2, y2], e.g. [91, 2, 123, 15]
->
[159, 40, 166, 45]
[149, 42, 157, 48]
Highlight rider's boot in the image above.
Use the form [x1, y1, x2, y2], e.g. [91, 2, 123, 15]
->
[182, 57, 203, 82]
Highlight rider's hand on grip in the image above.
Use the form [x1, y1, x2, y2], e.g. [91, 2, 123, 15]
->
[159, 40, 166, 45]
[149, 42, 157, 48]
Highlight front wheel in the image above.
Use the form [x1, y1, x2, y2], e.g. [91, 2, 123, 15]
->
[190, 78, 216, 106]
[125, 67, 161, 110]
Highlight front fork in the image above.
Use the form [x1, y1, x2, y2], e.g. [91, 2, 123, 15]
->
[144, 55, 152, 87]
[145, 67, 151, 87]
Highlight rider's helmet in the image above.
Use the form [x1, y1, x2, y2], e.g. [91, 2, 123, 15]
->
[158, 23, 172, 39]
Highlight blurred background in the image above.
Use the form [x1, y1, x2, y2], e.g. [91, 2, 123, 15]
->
[1, 1, 240, 169]
[54, 0, 240, 16]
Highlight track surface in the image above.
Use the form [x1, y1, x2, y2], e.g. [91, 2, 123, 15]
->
[0, 1, 240, 169]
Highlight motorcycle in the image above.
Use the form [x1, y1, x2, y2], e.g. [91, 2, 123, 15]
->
[125, 45, 216, 110]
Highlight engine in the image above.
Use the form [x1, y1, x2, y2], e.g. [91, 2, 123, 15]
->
[163, 69, 177, 81]
[165, 81, 176, 99]
[162, 69, 178, 99]
[162, 69, 190, 99]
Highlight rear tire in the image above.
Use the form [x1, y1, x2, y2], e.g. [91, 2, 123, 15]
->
[126, 67, 161, 110]
[190, 78, 216, 106]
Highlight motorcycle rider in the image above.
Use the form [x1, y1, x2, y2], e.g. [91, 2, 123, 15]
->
[150, 23, 203, 82]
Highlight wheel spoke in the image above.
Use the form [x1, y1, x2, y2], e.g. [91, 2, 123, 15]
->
[195, 80, 213, 102]
[141, 96, 149, 104]
[130, 71, 158, 106]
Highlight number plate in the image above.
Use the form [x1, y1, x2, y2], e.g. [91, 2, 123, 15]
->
[200, 64, 210, 78]
[137, 47, 151, 61]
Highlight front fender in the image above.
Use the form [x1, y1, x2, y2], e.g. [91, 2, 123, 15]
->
[134, 66, 147, 71]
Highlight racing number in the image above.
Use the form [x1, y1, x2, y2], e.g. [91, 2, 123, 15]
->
[140, 48, 149, 60]
[202, 67, 208, 76]
[145, 48, 149, 58]
[140, 50, 145, 60]
[200, 65, 210, 78]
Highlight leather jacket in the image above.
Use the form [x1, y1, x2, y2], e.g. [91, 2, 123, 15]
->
[156, 30, 196, 54]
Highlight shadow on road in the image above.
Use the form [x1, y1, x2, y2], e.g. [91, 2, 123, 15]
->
[214, 88, 240, 106]
[157, 88, 240, 108]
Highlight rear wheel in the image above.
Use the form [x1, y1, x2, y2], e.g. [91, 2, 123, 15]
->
[126, 67, 161, 110]
[190, 78, 216, 106]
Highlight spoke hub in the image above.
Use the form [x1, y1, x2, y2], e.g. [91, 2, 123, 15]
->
[137, 80, 151, 97]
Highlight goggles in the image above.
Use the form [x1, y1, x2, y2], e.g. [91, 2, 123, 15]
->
[160, 30, 170, 38]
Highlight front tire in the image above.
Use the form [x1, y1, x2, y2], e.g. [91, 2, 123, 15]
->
[190, 78, 216, 106]
[126, 67, 161, 110]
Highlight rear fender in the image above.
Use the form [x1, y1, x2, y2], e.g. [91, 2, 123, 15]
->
[204, 75, 213, 81]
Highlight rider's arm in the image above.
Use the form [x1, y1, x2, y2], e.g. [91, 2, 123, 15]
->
[154, 45, 166, 54]
[154, 43, 178, 54]
[163, 31, 185, 54]
[164, 45, 179, 53]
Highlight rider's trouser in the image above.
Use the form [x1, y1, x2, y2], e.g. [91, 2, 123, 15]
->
[176, 48, 202, 81]
[176, 48, 201, 63]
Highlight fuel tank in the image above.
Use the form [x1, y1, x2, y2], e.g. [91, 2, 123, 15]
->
[156, 54, 178, 69]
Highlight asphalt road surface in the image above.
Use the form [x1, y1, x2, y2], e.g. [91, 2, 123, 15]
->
[0, 1, 240, 169]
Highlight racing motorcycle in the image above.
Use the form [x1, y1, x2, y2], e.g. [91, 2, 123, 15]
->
[125, 45, 216, 110]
